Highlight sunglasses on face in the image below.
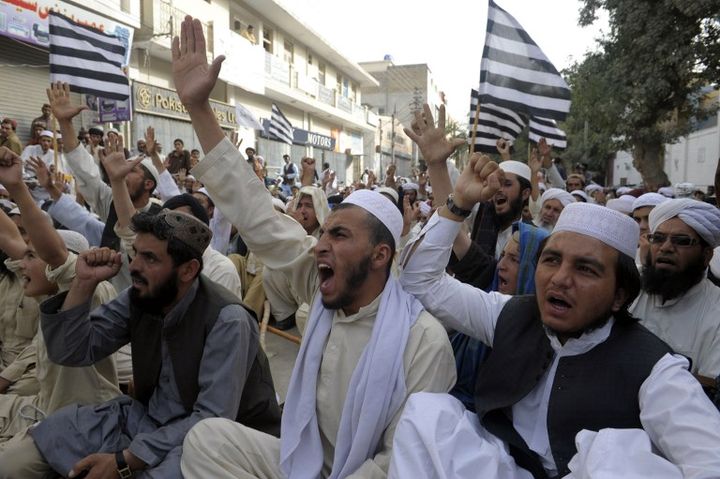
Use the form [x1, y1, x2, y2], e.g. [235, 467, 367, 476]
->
[647, 233, 700, 247]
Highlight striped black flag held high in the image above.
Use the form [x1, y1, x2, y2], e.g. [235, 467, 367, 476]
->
[528, 117, 567, 149]
[48, 12, 130, 100]
[268, 103, 294, 145]
[478, 0, 571, 122]
[468, 89, 527, 153]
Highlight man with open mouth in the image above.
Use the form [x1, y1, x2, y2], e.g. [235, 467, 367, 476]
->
[390, 154, 720, 478]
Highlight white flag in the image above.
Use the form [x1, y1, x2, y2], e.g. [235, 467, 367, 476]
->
[235, 104, 263, 130]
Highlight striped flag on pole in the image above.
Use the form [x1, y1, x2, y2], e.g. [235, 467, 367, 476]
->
[469, 89, 527, 153]
[268, 103, 294, 145]
[478, 0, 571, 121]
[48, 12, 129, 100]
[528, 117, 567, 149]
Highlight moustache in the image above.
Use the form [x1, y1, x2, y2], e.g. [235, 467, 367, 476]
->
[130, 271, 148, 284]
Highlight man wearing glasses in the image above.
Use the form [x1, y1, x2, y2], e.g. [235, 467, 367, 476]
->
[631, 198, 720, 379]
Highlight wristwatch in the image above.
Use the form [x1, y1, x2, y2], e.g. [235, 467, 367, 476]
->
[445, 194, 473, 218]
[116, 451, 132, 479]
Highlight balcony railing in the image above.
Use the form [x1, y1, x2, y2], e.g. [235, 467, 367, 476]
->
[142, 0, 212, 56]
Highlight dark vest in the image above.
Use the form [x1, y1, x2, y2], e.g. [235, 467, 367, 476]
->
[100, 201, 163, 250]
[129, 276, 282, 437]
[474, 296, 673, 478]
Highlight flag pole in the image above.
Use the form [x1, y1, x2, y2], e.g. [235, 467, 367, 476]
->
[469, 101, 481, 154]
[51, 116, 59, 172]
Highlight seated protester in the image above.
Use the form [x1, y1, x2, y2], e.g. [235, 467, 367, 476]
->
[98, 136, 243, 300]
[631, 193, 670, 268]
[0, 213, 39, 398]
[631, 199, 720, 379]
[169, 19, 455, 477]
[5, 209, 279, 478]
[391, 153, 720, 478]
[0, 152, 118, 457]
[451, 222, 548, 411]
[264, 184, 329, 332]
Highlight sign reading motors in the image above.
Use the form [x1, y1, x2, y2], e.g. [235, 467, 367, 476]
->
[260, 119, 336, 151]
[133, 82, 237, 129]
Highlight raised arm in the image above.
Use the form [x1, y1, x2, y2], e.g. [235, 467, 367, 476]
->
[0, 149, 67, 268]
[528, 147, 542, 202]
[172, 16, 318, 304]
[46, 82, 85, 154]
[101, 135, 141, 231]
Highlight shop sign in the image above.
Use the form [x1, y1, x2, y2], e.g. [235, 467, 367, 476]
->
[133, 82, 236, 128]
[260, 119, 336, 151]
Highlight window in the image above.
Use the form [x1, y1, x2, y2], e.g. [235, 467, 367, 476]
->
[318, 63, 326, 86]
[233, 20, 242, 32]
[284, 40, 294, 64]
[263, 27, 273, 54]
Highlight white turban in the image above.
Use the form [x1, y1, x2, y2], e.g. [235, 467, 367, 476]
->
[499, 160, 532, 182]
[540, 188, 575, 209]
[605, 195, 636, 215]
[585, 184, 603, 194]
[570, 190, 589, 202]
[39, 130, 54, 138]
[554, 202, 639, 259]
[632, 193, 668, 211]
[377, 187, 399, 204]
[657, 187, 674, 198]
[343, 189, 403, 247]
[616, 186, 632, 196]
[271, 197, 287, 213]
[297, 186, 330, 226]
[674, 183, 695, 198]
[402, 183, 419, 192]
[649, 199, 720, 248]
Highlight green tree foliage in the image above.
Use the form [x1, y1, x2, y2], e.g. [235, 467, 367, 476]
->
[566, 0, 719, 189]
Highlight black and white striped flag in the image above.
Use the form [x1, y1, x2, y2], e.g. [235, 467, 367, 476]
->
[48, 12, 130, 101]
[268, 103, 294, 145]
[478, 0, 571, 121]
[528, 117, 567, 149]
[469, 89, 527, 153]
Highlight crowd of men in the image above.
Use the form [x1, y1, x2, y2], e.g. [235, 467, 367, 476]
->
[0, 16, 718, 479]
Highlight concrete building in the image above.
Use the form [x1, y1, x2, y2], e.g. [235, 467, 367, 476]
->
[0, 0, 380, 184]
[359, 59, 447, 176]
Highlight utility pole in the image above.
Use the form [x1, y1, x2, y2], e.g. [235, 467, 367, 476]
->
[378, 118, 383, 174]
[391, 109, 396, 165]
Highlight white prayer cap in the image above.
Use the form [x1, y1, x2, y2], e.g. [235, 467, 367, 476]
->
[138, 157, 160, 184]
[649, 198, 720, 248]
[57, 229, 89, 254]
[657, 186, 674, 198]
[271, 197, 287, 213]
[554, 202, 639, 259]
[106, 128, 120, 136]
[538, 182, 547, 193]
[402, 182, 419, 191]
[342, 189, 403, 247]
[605, 195, 635, 215]
[616, 186, 632, 196]
[632, 192, 668, 211]
[498, 160, 531, 182]
[377, 186, 399, 204]
[674, 182, 695, 198]
[39, 130, 54, 138]
[540, 188, 575, 208]
[55, 133, 62, 140]
[570, 190, 589, 202]
[585, 184, 602, 194]
[419, 200, 432, 217]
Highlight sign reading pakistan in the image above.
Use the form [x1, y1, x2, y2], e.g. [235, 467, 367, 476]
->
[133, 82, 237, 128]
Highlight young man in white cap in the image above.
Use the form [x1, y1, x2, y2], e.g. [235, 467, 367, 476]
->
[391, 155, 720, 478]
[170, 17, 454, 477]
[632, 192, 669, 267]
[631, 198, 720, 380]
[534, 187, 575, 233]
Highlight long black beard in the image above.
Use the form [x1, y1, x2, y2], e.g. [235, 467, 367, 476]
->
[321, 254, 372, 310]
[129, 270, 180, 316]
[495, 194, 524, 226]
[642, 253, 706, 303]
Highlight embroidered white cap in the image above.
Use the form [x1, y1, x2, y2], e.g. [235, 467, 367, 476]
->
[632, 192, 668, 211]
[342, 189, 403, 247]
[498, 160, 531, 182]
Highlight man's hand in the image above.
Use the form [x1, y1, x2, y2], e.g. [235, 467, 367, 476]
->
[145, 126, 159, 158]
[27, 157, 52, 188]
[172, 16, 225, 111]
[100, 135, 142, 183]
[385, 164, 397, 188]
[453, 152, 504, 209]
[365, 169, 375, 187]
[402, 195, 420, 236]
[405, 104, 465, 168]
[46, 82, 87, 122]
[75, 248, 122, 285]
[68, 453, 117, 479]
[496, 138, 511, 162]
[0, 147, 24, 188]
[230, 130, 243, 150]
[301, 157, 316, 186]
[528, 147, 542, 173]
[538, 137, 553, 168]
